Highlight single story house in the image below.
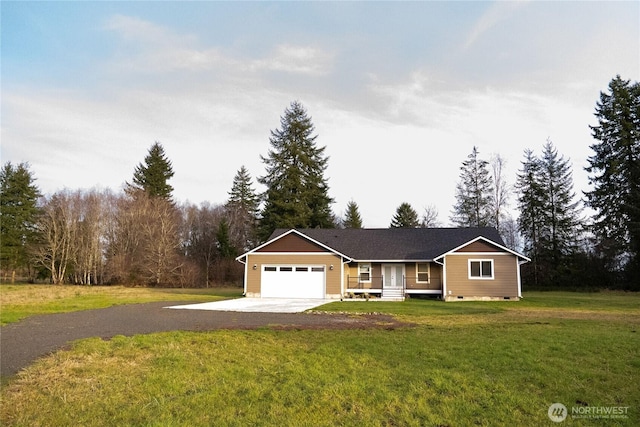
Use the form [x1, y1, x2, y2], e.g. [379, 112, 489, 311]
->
[236, 227, 529, 302]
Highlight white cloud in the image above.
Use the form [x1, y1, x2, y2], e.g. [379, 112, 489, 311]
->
[104, 14, 196, 46]
[104, 14, 229, 73]
[103, 15, 334, 77]
[251, 44, 334, 76]
[4, 4, 634, 228]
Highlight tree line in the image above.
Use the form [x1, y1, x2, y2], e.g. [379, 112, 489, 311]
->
[1, 77, 638, 290]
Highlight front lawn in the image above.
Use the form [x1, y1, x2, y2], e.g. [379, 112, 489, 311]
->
[0, 284, 241, 325]
[1, 291, 638, 426]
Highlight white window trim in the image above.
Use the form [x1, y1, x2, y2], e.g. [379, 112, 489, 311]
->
[358, 263, 371, 283]
[468, 259, 494, 280]
[416, 262, 430, 283]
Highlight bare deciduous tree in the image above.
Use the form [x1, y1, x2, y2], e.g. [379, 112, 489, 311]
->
[140, 196, 183, 285]
[182, 202, 225, 287]
[72, 190, 106, 285]
[490, 153, 511, 235]
[420, 204, 442, 228]
[105, 190, 184, 286]
[32, 190, 78, 284]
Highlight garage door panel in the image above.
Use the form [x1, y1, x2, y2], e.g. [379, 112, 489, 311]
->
[261, 265, 325, 299]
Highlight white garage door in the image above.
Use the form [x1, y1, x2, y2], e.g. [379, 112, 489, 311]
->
[261, 265, 325, 299]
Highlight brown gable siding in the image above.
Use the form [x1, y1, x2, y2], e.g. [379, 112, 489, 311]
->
[455, 240, 502, 253]
[445, 254, 519, 298]
[257, 233, 327, 253]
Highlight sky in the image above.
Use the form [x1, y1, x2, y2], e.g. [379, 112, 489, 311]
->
[2, 1, 638, 228]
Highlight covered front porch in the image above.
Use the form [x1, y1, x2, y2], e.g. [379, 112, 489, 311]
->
[344, 262, 443, 300]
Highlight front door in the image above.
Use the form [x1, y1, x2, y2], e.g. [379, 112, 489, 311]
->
[383, 264, 404, 289]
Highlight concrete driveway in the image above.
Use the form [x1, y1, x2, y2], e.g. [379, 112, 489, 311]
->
[166, 298, 332, 313]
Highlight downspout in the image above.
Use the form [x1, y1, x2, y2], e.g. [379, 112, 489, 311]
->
[517, 259, 526, 299]
[236, 255, 247, 296]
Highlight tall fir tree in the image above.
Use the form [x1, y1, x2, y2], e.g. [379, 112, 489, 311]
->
[342, 200, 363, 228]
[539, 140, 581, 261]
[128, 142, 175, 200]
[122, 142, 179, 285]
[0, 162, 41, 282]
[390, 202, 420, 228]
[226, 166, 260, 252]
[258, 101, 334, 241]
[451, 146, 494, 227]
[585, 76, 640, 286]
[516, 141, 582, 288]
[516, 149, 545, 287]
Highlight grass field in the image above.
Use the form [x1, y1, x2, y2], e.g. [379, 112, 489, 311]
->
[1, 288, 638, 426]
[0, 284, 241, 325]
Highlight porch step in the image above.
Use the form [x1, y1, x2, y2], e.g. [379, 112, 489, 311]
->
[380, 288, 405, 301]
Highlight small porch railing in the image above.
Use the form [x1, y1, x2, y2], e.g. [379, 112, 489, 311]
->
[346, 275, 383, 290]
[346, 275, 407, 298]
[347, 275, 442, 293]
[404, 276, 442, 291]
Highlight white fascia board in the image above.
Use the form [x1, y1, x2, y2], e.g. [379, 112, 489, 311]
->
[433, 236, 530, 263]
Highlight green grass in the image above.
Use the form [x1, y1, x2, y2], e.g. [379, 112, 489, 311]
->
[319, 291, 639, 318]
[1, 290, 639, 426]
[0, 284, 242, 325]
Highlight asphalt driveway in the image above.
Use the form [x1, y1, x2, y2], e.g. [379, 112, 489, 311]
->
[167, 298, 331, 313]
[0, 301, 407, 379]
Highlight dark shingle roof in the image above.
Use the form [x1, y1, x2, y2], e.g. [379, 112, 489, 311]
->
[270, 227, 506, 261]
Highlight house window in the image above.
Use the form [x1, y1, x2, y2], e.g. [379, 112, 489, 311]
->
[416, 263, 430, 283]
[469, 260, 494, 279]
[359, 263, 371, 282]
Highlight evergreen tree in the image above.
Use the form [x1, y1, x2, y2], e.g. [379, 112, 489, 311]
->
[216, 218, 236, 258]
[539, 140, 581, 262]
[390, 202, 420, 228]
[451, 146, 494, 227]
[258, 101, 334, 240]
[516, 149, 545, 287]
[119, 142, 180, 285]
[226, 166, 259, 252]
[342, 200, 363, 228]
[128, 142, 174, 200]
[585, 75, 640, 286]
[0, 162, 41, 282]
[516, 141, 582, 288]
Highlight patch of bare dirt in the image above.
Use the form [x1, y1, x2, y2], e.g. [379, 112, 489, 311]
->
[269, 313, 415, 330]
